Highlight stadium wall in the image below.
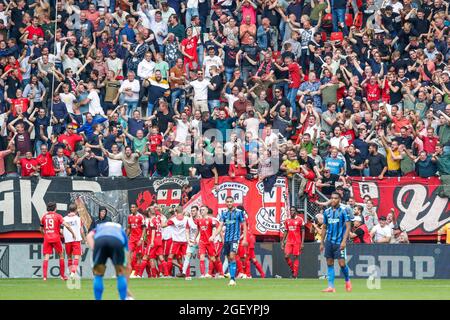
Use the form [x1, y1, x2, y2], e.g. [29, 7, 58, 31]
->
[1, 243, 449, 279]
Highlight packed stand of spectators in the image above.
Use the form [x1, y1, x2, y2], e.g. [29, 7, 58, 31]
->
[0, 0, 448, 202]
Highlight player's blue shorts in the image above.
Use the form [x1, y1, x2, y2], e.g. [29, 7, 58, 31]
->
[93, 236, 127, 267]
[324, 241, 347, 260]
[222, 241, 239, 256]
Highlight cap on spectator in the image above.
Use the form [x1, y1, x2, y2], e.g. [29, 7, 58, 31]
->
[374, 29, 385, 34]
[443, 70, 450, 77]
[161, 0, 168, 4]
[385, 5, 393, 11]
[379, 216, 387, 221]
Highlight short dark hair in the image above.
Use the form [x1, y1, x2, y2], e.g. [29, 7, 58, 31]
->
[68, 203, 78, 213]
[330, 192, 341, 199]
[47, 202, 57, 211]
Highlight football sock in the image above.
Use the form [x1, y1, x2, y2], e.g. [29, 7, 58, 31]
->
[200, 260, 206, 275]
[254, 260, 265, 277]
[59, 259, 66, 278]
[215, 259, 224, 275]
[341, 265, 350, 282]
[327, 265, 335, 288]
[151, 266, 158, 278]
[167, 258, 173, 275]
[293, 260, 300, 277]
[43, 260, 48, 278]
[222, 257, 228, 273]
[93, 275, 104, 300]
[229, 260, 237, 280]
[72, 259, 79, 274]
[116, 275, 127, 300]
[245, 259, 251, 276]
[285, 257, 293, 270]
[138, 259, 148, 277]
[208, 260, 215, 275]
[182, 256, 190, 275]
[235, 258, 242, 274]
[160, 261, 169, 276]
[68, 258, 73, 271]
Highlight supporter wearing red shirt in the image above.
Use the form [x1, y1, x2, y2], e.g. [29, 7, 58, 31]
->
[390, 109, 411, 133]
[362, 76, 381, 102]
[148, 127, 163, 152]
[4, 57, 23, 82]
[24, 17, 45, 40]
[15, 151, 38, 177]
[36, 145, 55, 177]
[8, 89, 31, 116]
[180, 28, 198, 72]
[57, 125, 83, 157]
[419, 127, 440, 154]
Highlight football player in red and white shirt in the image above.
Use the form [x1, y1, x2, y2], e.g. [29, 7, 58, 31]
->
[40, 202, 75, 281]
[282, 208, 305, 278]
[164, 206, 195, 277]
[63, 203, 86, 278]
[139, 207, 169, 277]
[127, 204, 146, 277]
[244, 221, 265, 278]
[196, 205, 218, 278]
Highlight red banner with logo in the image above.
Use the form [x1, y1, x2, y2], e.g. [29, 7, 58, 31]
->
[351, 177, 450, 240]
[184, 177, 289, 237]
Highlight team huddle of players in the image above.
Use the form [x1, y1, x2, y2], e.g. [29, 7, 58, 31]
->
[39, 201, 307, 280]
[127, 203, 266, 279]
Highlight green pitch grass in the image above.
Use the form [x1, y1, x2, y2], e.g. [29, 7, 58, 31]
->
[0, 278, 449, 300]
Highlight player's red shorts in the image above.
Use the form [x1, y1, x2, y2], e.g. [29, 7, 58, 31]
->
[129, 240, 143, 255]
[163, 238, 172, 256]
[214, 242, 223, 257]
[199, 241, 215, 256]
[247, 247, 256, 260]
[285, 243, 301, 256]
[65, 241, 82, 256]
[43, 240, 63, 255]
[171, 241, 187, 256]
[237, 243, 248, 257]
[149, 245, 164, 259]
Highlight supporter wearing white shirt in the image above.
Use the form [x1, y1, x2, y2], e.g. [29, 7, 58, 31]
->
[137, 52, 156, 80]
[107, 145, 124, 177]
[60, 91, 77, 114]
[330, 126, 349, 153]
[370, 217, 392, 243]
[147, 10, 168, 46]
[174, 112, 191, 143]
[160, 1, 176, 24]
[118, 71, 141, 115]
[62, 48, 83, 73]
[106, 51, 123, 78]
[189, 70, 210, 113]
[203, 49, 223, 79]
[83, 82, 104, 115]
[244, 110, 260, 139]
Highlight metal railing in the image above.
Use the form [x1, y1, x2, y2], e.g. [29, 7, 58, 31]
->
[290, 174, 329, 223]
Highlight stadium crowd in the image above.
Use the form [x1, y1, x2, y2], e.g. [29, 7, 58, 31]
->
[0, 0, 449, 204]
